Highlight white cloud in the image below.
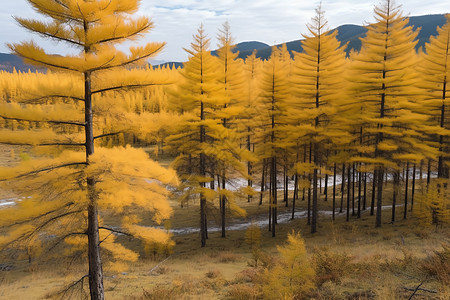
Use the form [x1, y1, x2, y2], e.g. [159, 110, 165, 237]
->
[0, 0, 448, 61]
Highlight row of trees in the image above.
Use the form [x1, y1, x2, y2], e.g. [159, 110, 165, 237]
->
[0, 0, 449, 298]
[165, 0, 449, 244]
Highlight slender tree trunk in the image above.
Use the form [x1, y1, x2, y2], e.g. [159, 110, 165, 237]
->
[371, 170, 376, 216]
[363, 172, 367, 210]
[340, 163, 345, 213]
[84, 68, 104, 300]
[375, 167, 384, 227]
[427, 159, 431, 189]
[307, 143, 312, 225]
[247, 127, 252, 202]
[404, 161, 409, 219]
[221, 175, 226, 238]
[312, 142, 318, 234]
[346, 164, 351, 222]
[332, 162, 337, 221]
[260, 158, 266, 205]
[271, 156, 277, 237]
[411, 163, 416, 212]
[292, 173, 298, 220]
[352, 163, 356, 216]
[392, 171, 398, 223]
[357, 166, 361, 218]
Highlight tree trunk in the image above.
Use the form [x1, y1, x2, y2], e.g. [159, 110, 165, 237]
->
[371, 170, 376, 216]
[247, 127, 252, 202]
[411, 163, 416, 211]
[392, 171, 398, 223]
[332, 162, 337, 221]
[375, 167, 384, 227]
[346, 164, 351, 222]
[352, 163, 356, 216]
[363, 172, 367, 210]
[311, 143, 318, 234]
[85, 68, 104, 300]
[404, 161, 409, 219]
[221, 175, 226, 238]
[340, 163, 345, 213]
[260, 158, 266, 205]
[357, 166, 361, 218]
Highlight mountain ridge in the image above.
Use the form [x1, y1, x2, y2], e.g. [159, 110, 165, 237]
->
[1, 14, 447, 72]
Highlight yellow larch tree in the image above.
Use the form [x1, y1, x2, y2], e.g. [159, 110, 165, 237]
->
[418, 14, 450, 180]
[258, 45, 290, 237]
[347, 0, 433, 227]
[291, 5, 347, 233]
[213, 22, 249, 238]
[167, 24, 220, 247]
[0, 1, 176, 299]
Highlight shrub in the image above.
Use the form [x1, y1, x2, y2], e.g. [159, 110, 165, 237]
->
[262, 231, 316, 299]
[225, 284, 261, 300]
[311, 247, 351, 287]
[421, 244, 450, 285]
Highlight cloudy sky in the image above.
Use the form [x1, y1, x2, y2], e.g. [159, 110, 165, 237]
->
[0, 1, 447, 62]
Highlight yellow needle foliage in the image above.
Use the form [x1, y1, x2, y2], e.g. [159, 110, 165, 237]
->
[1, 1, 177, 294]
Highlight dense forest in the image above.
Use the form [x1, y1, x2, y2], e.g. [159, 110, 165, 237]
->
[0, 0, 448, 299]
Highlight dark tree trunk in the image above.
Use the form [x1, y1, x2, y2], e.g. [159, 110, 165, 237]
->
[307, 143, 312, 225]
[363, 172, 367, 210]
[404, 162, 409, 219]
[357, 166, 361, 218]
[371, 170, 376, 216]
[411, 163, 416, 211]
[340, 163, 345, 213]
[346, 164, 351, 222]
[271, 156, 277, 237]
[292, 173, 298, 220]
[311, 143, 318, 234]
[332, 162, 337, 221]
[352, 163, 356, 216]
[375, 167, 384, 227]
[427, 159, 431, 189]
[221, 176, 226, 238]
[85, 68, 104, 300]
[260, 158, 266, 205]
[392, 171, 398, 223]
[247, 127, 252, 202]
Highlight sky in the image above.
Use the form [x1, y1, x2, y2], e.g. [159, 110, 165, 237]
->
[0, 0, 448, 62]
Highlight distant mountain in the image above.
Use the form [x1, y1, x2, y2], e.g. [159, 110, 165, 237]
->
[0, 14, 447, 72]
[237, 14, 447, 60]
[0, 53, 42, 73]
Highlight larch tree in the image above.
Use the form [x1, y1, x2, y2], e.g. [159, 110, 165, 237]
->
[419, 14, 450, 180]
[347, 0, 429, 227]
[0, 1, 176, 299]
[167, 24, 220, 247]
[291, 5, 347, 233]
[259, 45, 290, 237]
[213, 22, 249, 238]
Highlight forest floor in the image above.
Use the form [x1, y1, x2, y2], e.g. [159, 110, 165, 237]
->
[0, 145, 449, 299]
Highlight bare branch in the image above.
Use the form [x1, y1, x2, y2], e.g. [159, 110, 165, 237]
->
[91, 83, 165, 94]
[19, 95, 85, 103]
[98, 226, 132, 237]
[0, 115, 85, 126]
[93, 132, 122, 140]
[0, 162, 87, 182]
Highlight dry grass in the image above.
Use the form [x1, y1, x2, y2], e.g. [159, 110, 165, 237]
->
[1, 146, 449, 299]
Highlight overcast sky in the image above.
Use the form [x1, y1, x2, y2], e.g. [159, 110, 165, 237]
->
[0, 0, 447, 62]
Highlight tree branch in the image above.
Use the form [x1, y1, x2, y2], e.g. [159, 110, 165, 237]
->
[93, 132, 122, 140]
[98, 226, 132, 237]
[0, 162, 87, 182]
[91, 83, 163, 94]
[19, 95, 85, 103]
[0, 115, 85, 126]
